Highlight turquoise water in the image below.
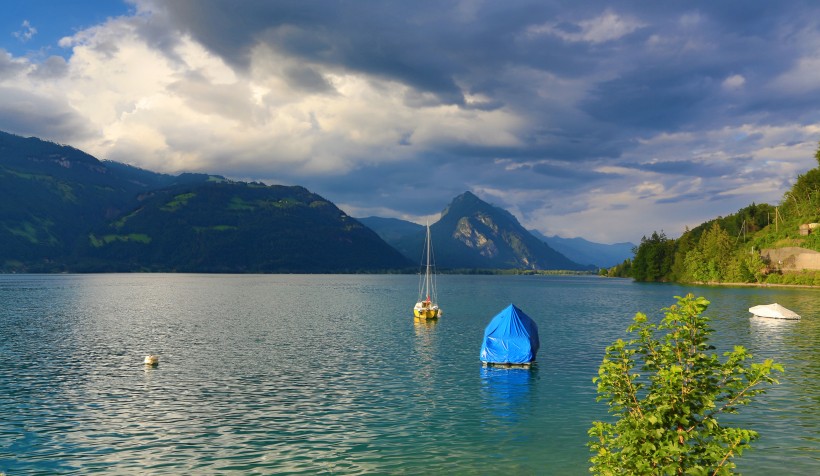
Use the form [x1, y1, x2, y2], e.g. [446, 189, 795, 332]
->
[1, 274, 818, 474]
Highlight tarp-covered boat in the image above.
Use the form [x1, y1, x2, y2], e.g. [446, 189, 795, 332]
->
[480, 304, 540, 365]
[749, 303, 800, 320]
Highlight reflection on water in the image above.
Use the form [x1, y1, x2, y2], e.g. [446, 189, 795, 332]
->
[479, 366, 537, 424]
[411, 316, 438, 409]
[413, 316, 439, 333]
[1, 274, 818, 474]
[737, 312, 820, 474]
[748, 316, 796, 350]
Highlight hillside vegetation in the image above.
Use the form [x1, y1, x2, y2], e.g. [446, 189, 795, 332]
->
[608, 143, 820, 285]
[75, 182, 411, 273]
[0, 130, 411, 273]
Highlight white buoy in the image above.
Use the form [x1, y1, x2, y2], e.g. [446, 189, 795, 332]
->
[144, 355, 159, 366]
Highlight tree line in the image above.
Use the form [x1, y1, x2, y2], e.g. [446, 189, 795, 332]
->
[606, 143, 820, 285]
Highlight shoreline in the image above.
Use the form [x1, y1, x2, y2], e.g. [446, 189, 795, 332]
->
[682, 281, 820, 289]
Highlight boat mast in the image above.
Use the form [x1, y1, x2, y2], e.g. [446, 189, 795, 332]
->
[425, 222, 432, 301]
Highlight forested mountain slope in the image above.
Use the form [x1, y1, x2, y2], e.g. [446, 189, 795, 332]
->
[77, 182, 410, 272]
[618, 143, 820, 285]
[0, 130, 410, 272]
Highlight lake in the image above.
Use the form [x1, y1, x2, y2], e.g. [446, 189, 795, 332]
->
[1, 274, 818, 474]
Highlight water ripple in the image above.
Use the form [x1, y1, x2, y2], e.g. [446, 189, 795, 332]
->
[1, 274, 818, 474]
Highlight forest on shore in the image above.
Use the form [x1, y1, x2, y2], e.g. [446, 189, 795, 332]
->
[604, 143, 820, 286]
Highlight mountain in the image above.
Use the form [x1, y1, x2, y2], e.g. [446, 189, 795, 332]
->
[529, 230, 635, 268]
[78, 182, 410, 272]
[364, 192, 592, 271]
[0, 130, 410, 272]
[0, 130, 189, 268]
[433, 192, 590, 270]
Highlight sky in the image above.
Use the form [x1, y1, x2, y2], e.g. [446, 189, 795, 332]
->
[1, 1, 819, 244]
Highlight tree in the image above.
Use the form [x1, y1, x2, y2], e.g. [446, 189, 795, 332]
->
[727, 248, 767, 283]
[681, 223, 734, 283]
[589, 294, 783, 475]
[780, 143, 820, 222]
[632, 231, 675, 282]
[699, 222, 733, 282]
[604, 258, 633, 278]
[670, 228, 694, 282]
[815, 141, 820, 167]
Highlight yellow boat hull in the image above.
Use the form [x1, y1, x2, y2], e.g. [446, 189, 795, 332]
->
[413, 308, 440, 319]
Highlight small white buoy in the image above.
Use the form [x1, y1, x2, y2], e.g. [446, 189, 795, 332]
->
[144, 355, 159, 366]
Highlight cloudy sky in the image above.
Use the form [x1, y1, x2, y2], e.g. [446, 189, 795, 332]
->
[2, 0, 819, 243]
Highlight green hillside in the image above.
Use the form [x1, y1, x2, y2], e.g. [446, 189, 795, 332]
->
[77, 182, 411, 272]
[0, 130, 189, 269]
[0, 130, 410, 273]
[616, 143, 820, 285]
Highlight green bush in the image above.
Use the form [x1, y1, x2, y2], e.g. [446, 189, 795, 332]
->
[589, 294, 782, 475]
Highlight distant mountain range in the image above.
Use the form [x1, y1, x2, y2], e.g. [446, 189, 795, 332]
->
[529, 231, 635, 269]
[2, 130, 632, 273]
[360, 192, 594, 271]
[361, 194, 635, 270]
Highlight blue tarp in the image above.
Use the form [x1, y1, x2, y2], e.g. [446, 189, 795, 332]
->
[479, 304, 540, 364]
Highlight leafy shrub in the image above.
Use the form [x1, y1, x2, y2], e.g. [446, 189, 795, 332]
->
[589, 294, 782, 475]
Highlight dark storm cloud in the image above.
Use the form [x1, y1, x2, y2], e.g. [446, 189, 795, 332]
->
[269, 155, 466, 217]
[154, 0, 820, 154]
[428, 123, 626, 165]
[0, 87, 94, 142]
[2, 0, 816, 241]
[582, 71, 716, 131]
[156, 0, 620, 107]
[584, 2, 820, 131]
[137, 1, 820, 232]
[529, 161, 617, 183]
[622, 158, 749, 177]
[656, 189, 735, 205]
[270, 149, 621, 220]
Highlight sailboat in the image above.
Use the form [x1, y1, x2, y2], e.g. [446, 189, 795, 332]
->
[413, 223, 441, 319]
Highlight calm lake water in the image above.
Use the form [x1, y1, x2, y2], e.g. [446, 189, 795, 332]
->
[1, 274, 818, 474]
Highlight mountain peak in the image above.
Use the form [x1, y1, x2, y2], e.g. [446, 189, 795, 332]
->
[442, 191, 496, 219]
[441, 190, 519, 226]
[450, 191, 486, 208]
[454, 190, 480, 202]
[432, 192, 589, 270]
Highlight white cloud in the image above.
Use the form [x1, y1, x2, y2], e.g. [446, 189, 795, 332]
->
[527, 9, 644, 44]
[521, 122, 820, 242]
[0, 9, 527, 179]
[2, 2, 820, 245]
[771, 56, 820, 94]
[577, 10, 645, 44]
[13, 20, 37, 43]
[722, 74, 746, 90]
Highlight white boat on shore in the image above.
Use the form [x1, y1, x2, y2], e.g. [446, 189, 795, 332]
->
[748, 303, 800, 320]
